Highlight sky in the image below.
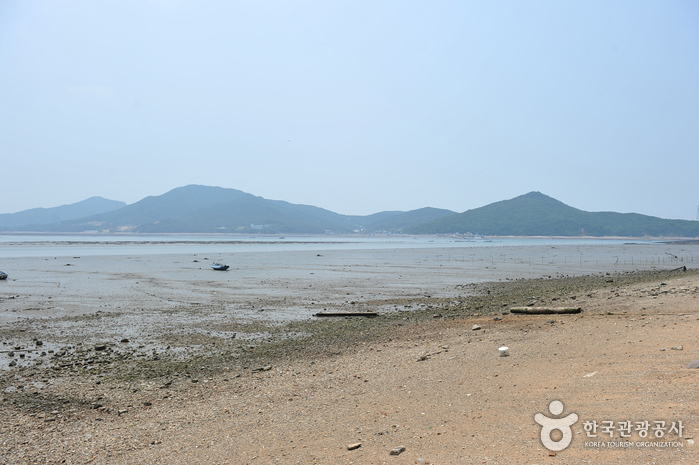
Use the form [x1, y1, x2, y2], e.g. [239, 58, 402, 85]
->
[1, 1, 698, 220]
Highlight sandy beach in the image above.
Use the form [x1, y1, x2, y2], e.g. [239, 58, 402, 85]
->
[1, 241, 698, 463]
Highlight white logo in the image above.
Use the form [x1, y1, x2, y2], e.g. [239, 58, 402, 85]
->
[535, 400, 579, 451]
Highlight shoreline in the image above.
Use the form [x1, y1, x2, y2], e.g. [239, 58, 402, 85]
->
[2, 231, 698, 240]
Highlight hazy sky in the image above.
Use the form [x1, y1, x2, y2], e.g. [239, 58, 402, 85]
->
[2, 1, 698, 219]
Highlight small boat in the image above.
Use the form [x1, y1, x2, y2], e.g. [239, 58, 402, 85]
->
[211, 263, 229, 271]
[0, 271, 7, 280]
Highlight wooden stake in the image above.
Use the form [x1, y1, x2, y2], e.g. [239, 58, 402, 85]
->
[510, 307, 582, 314]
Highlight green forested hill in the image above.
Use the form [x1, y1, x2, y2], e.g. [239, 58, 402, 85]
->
[407, 192, 699, 237]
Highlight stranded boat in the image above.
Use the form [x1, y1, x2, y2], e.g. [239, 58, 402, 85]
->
[211, 263, 230, 271]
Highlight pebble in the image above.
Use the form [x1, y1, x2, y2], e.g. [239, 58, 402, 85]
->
[687, 360, 699, 369]
[347, 443, 362, 451]
[671, 345, 683, 351]
[472, 324, 481, 331]
[390, 445, 406, 455]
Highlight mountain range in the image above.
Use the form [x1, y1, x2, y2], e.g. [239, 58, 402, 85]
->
[1, 185, 698, 237]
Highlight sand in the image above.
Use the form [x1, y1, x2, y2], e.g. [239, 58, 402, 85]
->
[1, 243, 698, 463]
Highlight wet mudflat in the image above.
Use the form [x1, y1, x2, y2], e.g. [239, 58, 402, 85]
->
[0, 240, 695, 375]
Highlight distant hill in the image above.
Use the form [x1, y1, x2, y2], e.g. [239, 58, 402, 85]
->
[25, 185, 456, 234]
[407, 191, 699, 237]
[0, 197, 126, 230]
[132, 187, 356, 233]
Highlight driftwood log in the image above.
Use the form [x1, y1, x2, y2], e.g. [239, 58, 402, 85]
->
[510, 307, 582, 315]
[314, 311, 378, 317]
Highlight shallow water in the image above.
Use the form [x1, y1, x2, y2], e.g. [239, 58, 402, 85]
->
[0, 234, 648, 257]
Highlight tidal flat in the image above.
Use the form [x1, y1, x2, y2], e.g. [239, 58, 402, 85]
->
[0, 239, 696, 380]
